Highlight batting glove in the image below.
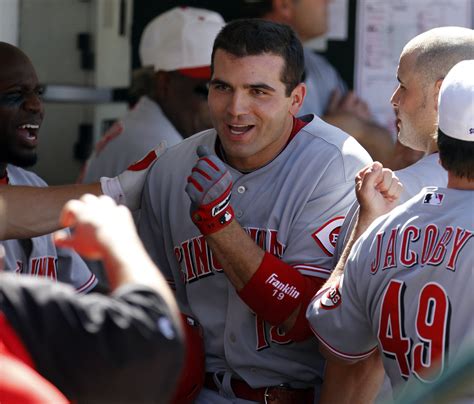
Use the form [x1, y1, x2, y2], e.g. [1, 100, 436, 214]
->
[100, 142, 166, 211]
[185, 145, 234, 235]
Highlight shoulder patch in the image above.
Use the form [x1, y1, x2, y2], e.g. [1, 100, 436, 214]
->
[312, 216, 344, 256]
[423, 192, 444, 206]
[319, 280, 343, 310]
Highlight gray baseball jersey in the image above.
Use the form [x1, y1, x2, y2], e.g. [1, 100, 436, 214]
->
[333, 153, 448, 263]
[1, 165, 97, 293]
[138, 114, 372, 389]
[308, 187, 474, 399]
[82, 96, 182, 182]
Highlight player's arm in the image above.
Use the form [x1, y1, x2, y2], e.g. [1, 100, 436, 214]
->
[54, 193, 179, 315]
[319, 350, 385, 404]
[323, 162, 402, 289]
[0, 146, 163, 240]
[185, 146, 329, 340]
[308, 162, 401, 403]
[204, 220, 324, 339]
[1, 194, 183, 403]
[0, 183, 101, 239]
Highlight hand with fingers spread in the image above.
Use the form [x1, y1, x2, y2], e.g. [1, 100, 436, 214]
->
[54, 194, 141, 261]
[185, 145, 234, 235]
[355, 162, 403, 223]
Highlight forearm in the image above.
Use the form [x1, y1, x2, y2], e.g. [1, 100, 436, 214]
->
[320, 351, 385, 404]
[324, 212, 373, 289]
[102, 235, 180, 321]
[205, 220, 265, 290]
[206, 221, 319, 338]
[0, 183, 101, 239]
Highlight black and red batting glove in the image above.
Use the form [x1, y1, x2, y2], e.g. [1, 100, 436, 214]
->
[185, 145, 234, 235]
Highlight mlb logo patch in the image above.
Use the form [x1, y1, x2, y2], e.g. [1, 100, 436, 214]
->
[423, 192, 444, 205]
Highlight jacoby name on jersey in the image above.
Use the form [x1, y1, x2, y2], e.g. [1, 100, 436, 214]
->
[369, 222, 472, 274]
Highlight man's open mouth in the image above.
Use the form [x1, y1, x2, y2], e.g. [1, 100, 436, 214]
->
[17, 123, 40, 145]
[228, 124, 254, 135]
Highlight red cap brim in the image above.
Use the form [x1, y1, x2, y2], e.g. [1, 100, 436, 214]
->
[178, 66, 212, 79]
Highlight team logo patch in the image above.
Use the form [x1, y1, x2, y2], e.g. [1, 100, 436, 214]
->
[423, 192, 444, 206]
[319, 281, 342, 310]
[469, 128, 474, 135]
[312, 216, 344, 256]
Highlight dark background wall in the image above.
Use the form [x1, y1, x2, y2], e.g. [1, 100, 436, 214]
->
[132, 0, 357, 88]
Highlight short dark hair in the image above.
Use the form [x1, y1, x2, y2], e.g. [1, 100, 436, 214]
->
[211, 19, 305, 96]
[438, 129, 474, 180]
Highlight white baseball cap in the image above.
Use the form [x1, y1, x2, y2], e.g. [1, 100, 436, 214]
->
[438, 59, 474, 142]
[139, 6, 225, 79]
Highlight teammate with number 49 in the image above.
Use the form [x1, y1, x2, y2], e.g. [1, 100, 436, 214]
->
[307, 60, 474, 401]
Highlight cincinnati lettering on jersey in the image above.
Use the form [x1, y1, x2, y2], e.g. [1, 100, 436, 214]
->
[31, 257, 58, 279]
[175, 227, 284, 284]
[13, 257, 58, 280]
[265, 273, 300, 299]
[370, 224, 472, 274]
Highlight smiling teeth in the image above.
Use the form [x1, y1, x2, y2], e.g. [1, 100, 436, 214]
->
[229, 124, 252, 134]
[19, 124, 39, 129]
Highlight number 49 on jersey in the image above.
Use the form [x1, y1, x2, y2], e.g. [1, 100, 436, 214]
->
[378, 279, 450, 382]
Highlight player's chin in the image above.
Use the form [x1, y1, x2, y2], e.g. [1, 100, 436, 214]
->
[9, 150, 38, 168]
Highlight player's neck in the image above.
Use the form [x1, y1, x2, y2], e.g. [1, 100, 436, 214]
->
[425, 139, 439, 156]
[447, 173, 474, 191]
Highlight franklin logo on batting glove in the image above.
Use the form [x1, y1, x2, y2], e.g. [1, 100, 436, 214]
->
[185, 145, 234, 235]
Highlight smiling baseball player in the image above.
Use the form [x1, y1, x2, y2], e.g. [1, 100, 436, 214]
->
[0, 42, 96, 292]
[307, 60, 474, 400]
[138, 19, 371, 403]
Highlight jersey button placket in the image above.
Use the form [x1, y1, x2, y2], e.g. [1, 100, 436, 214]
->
[234, 184, 246, 219]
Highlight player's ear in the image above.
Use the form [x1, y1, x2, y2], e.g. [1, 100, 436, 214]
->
[289, 82, 306, 116]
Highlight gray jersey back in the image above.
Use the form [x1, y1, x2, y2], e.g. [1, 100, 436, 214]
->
[308, 187, 474, 399]
[138, 115, 371, 389]
[1, 165, 97, 292]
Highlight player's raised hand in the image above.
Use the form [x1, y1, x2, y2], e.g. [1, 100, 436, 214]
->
[53, 194, 141, 260]
[185, 145, 234, 235]
[356, 162, 403, 222]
